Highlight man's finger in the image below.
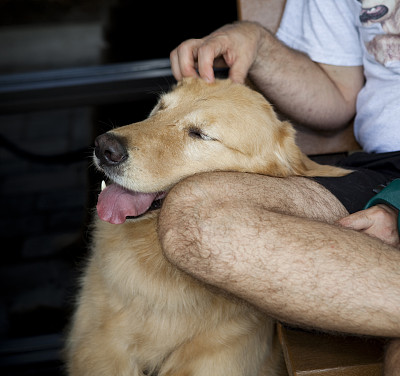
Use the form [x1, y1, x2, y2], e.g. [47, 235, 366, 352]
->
[228, 59, 251, 84]
[197, 42, 226, 83]
[337, 212, 371, 231]
[171, 39, 202, 80]
[170, 49, 183, 81]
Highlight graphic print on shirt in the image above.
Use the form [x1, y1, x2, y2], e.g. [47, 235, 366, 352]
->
[359, 0, 400, 64]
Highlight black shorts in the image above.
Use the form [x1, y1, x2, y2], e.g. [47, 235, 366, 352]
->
[312, 151, 400, 214]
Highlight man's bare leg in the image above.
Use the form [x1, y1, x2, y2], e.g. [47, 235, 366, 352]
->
[158, 172, 400, 337]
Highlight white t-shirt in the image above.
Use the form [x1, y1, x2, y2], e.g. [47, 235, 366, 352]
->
[276, 0, 400, 153]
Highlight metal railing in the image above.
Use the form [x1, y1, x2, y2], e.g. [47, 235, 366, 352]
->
[0, 58, 175, 113]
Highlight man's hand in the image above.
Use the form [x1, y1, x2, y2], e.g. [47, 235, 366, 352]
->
[170, 22, 266, 83]
[170, 21, 363, 130]
[338, 204, 399, 248]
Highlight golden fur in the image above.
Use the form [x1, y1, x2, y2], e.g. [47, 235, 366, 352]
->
[66, 78, 349, 376]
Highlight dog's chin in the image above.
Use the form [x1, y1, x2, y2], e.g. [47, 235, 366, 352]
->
[97, 180, 167, 224]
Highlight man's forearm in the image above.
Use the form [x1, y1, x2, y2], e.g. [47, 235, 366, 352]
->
[248, 26, 364, 131]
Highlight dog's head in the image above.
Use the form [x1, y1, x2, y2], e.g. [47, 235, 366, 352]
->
[358, 0, 399, 24]
[94, 78, 347, 224]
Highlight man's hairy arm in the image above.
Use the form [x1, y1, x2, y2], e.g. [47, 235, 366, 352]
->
[170, 22, 365, 131]
[248, 24, 364, 131]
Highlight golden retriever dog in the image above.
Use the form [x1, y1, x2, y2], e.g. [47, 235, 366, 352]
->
[66, 78, 349, 376]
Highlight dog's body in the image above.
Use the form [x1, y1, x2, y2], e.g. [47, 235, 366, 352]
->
[66, 78, 349, 376]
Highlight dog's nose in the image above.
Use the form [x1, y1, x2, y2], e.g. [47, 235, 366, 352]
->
[94, 133, 128, 166]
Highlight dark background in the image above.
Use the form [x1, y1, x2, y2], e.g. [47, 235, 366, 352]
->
[0, 1, 237, 374]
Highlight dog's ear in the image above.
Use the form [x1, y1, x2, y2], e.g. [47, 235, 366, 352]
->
[272, 121, 350, 177]
[269, 121, 308, 176]
[299, 154, 350, 177]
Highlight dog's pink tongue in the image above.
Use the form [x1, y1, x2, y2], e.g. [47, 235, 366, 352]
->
[97, 184, 158, 224]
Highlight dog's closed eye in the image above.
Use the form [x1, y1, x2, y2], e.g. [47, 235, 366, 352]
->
[188, 127, 215, 141]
